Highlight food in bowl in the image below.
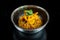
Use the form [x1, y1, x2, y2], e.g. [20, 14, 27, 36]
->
[18, 9, 43, 29]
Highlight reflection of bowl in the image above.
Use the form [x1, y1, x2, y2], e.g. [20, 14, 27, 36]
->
[11, 5, 49, 33]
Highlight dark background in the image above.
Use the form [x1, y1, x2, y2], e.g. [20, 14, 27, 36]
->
[0, 0, 59, 40]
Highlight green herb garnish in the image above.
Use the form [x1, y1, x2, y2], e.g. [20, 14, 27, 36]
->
[25, 9, 33, 16]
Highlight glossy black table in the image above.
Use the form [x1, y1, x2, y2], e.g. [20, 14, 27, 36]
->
[13, 27, 47, 40]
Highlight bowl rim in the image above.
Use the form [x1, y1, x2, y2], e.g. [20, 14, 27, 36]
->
[11, 5, 49, 32]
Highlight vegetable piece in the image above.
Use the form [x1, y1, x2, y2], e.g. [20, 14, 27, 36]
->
[25, 9, 33, 16]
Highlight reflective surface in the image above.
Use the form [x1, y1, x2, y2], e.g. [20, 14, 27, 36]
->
[13, 28, 47, 40]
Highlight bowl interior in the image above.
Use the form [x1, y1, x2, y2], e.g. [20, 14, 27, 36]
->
[13, 6, 48, 29]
